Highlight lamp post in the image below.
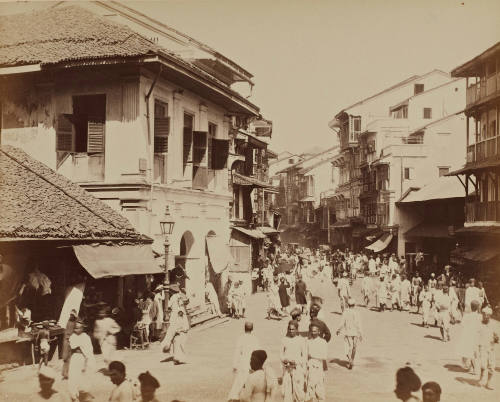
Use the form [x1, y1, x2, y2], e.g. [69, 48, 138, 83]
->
[160, 206, 175, 308]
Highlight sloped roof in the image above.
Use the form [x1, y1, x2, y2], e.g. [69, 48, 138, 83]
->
[0, 145, 145, 241]
[398, 176, 465, 203]
[277, 146, 339, 174]
[0, 5, 159, 67]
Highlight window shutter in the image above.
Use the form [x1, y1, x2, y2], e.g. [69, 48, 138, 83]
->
[192, 131, 207, 166]
[212, 139, 229, 170]
[207, 134, 213, 169]
[87, 116, 105, 153]
[56, 114, 74, 152]
[183, 127, 193, 168]
[193, 166, 208, 189]
[154, 116, 170, 153]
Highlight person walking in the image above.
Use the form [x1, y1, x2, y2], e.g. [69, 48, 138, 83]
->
[400, 275, 411, 311]
[62, 309, 78, 379]
[435, 286, 452, 342]
[228, 321, 260, 401]
[67, 320, 95, 402]
[419, 285, 433, 328]
[337, 272, 351, 312]
[478, 306, 498, 390]
[457, 300, 481, 374]
[336, 298, 362, 370]
[93, 306, 121, 367]
[305, 322, 328, 401]
[278, 277, 291, 315]
[295, 274, 308, 315]
[280, 320, 306, 402]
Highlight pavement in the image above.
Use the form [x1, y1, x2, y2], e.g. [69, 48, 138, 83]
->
[0, 278, 499, 401]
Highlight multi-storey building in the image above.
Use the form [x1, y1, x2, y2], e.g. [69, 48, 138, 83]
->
[327, 70, 465, 251]
[0, 3, 264, 307]
[448, 42, 500, 311]
[276, 147, 339, 247]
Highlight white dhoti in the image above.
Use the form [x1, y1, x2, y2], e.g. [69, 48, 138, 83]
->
[282, 364, 305, 402]
[172, 331, 188, 363]
[306, 359, 325, 401]
[68, 353, 92, 400]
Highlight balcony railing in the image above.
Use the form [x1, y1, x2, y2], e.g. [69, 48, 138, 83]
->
[466, 73, 500, 107]
[466, 200, 500, 223]
[466, 136, 500, 164]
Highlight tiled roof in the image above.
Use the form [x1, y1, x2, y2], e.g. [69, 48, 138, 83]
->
[0, 6, 159, 67]
[0, 145, 144, 241]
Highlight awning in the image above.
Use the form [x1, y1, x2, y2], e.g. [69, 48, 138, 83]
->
[365, 233, 393, 252]
[331, 220, 351, 228]
[73, 244, 161, 279]
[232, 226, 266, 239]
[206, 236, 232, 274]
[451, 244, 500, 263]
[405, 223, 453, 239]
[447, 159, 500, 176]
[257, 226, 280, 235]
[299, 196, 315, 202]
[232, 172, 273, 189]
[455, 226, 500, 235]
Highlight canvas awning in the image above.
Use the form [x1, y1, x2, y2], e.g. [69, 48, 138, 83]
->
[73, 244, 161, 279]
[452, 244, 500, 263]
[257, 226, 280, 235]
[405, 223, 452, 238]
[365, 233, 393, 252]
[299, 196, 315, 202]
[232, 226, 266, 239]
[206, 236, 232, 274]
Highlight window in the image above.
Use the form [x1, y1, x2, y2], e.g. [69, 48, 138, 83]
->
[438, 167, 450, 177]
[404, 167, 413, 180]
[56, 94, 106, 154]
[414, 84, 424, 95]
[233, 188, 240, 219]
[423, 108, 432, 119]
[153, 100, 169, 183]
[183, 113, 194, 174]
[289, 158, 294, 164]
[392, 105, 408, 119]
[192, 128, 208, 189]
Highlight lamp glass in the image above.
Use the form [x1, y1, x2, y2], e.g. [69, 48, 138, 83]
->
[160, 220, 175, 235]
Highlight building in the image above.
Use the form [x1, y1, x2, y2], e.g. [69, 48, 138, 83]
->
[276, 147, 339, 247]
[0, 145, 157, 363]
[396, 176, 465, 273]
[327, 70, 465, 252]
[228, 120, 279, 295]
[0, 4, 264, 307]
[447, 41, 500, 312]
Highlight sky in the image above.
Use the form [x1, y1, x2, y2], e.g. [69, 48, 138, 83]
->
[1, 0, 499, 154]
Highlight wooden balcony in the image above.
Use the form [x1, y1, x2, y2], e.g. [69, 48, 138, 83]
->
[466, 200, 500, 223]
[466, 73, 500, 108]
[466, 136, 500, 164]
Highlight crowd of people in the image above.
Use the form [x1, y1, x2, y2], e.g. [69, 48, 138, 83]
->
[223, 245, 498, 401]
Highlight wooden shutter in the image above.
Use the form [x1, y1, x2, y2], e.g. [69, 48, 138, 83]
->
[193, 166, 208, 189]
[154, 116, 170, 153]
[56, 114, 74, 152]
[183, 127, 193, 168]
[192, 131, 207, 166]
[87, 116, 105, 153]
[207, 134, 213, 169]
[212, 139, 229, 170]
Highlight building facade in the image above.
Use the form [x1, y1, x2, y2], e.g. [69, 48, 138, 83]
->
[326, 70, 466, 252]
[448, 42, 500, 313]
[0, 4, 265, 307]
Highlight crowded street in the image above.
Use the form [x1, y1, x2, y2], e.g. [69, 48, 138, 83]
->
[1, 1, 500, 401]
[0, 266, 498, 401]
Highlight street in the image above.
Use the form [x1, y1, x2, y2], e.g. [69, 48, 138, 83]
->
[0, 278, 498, 402]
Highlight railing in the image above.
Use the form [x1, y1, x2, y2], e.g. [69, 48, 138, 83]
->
[466, 73, 499, 107]
[466, 201, 500, 223]
[467, 136, 500, 164]
[58, 153, 105, 182]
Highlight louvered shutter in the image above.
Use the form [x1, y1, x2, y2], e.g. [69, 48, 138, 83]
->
[212, 139, 229, 170]
[183, 127, 193, 168]
[192, 131, 207, 166]
[193, 166, 208, 189]
[87, 116, 105, 153]
[154, 116, 170, 153]
[56, 114, 74, 152]
[207, 134, 213, 169]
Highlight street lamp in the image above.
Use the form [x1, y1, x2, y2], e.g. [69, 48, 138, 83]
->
[160, 206, 175, 307]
